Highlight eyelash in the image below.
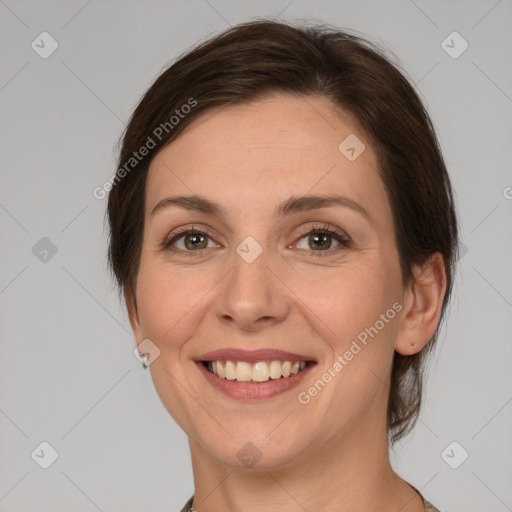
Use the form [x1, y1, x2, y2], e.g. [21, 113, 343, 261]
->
[159, 223, 351, 258]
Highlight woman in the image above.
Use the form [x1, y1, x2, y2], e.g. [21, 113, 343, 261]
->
[107, 19, 459, 512]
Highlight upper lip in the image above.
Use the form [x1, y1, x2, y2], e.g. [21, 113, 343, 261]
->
[196, 348, 317, 364]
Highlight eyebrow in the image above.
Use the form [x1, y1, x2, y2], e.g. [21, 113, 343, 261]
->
[151, 194, 374, 227]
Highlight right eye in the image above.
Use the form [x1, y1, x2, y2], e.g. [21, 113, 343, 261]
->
[160, 226, 219, 257]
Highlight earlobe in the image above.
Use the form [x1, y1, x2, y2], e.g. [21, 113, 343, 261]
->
[394, 252, 447, 356]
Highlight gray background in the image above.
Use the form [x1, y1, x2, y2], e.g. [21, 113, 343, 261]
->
[1, 1, 511, 511]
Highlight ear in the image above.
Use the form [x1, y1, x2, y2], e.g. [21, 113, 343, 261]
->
[394, 252, 447, 355]
[124, 287, 142, 341]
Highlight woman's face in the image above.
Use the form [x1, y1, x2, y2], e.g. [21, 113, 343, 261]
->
[129, 94, 410, 468]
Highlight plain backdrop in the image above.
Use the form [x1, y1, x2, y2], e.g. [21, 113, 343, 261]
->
[1, 1, 511, 511]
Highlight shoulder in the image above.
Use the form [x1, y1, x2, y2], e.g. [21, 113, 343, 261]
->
[179, 494, 443, 512]
[424, 500, 442, 512]
[407, 483, 442, 512]
[179, 495, 194, 512]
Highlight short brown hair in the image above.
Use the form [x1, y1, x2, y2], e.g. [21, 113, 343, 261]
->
[107, 19, 460, 444]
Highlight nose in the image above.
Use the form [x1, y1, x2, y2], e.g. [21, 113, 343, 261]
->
[214, 241, 290, 332]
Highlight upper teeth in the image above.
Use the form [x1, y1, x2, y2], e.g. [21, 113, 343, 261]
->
[207, 360, 307, 382]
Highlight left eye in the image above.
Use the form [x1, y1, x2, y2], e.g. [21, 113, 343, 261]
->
[294, 228, 350, 252]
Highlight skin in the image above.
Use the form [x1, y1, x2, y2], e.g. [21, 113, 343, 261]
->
[126, 94, 447, 512]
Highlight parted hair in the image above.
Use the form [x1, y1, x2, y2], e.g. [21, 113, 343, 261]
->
[107, 19, 460, 444]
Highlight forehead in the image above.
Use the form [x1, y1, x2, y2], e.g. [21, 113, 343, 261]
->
[146, 94, 388, 224]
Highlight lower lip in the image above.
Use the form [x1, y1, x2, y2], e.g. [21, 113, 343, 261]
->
[196, 361, 315, 401]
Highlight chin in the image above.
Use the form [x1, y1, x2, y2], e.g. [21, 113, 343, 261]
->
[202, 429, 311, 471]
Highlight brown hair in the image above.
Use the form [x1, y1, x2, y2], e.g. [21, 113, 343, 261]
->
[107, 19, 460, 444]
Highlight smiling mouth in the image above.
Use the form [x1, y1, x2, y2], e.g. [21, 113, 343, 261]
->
[202, 359, 313, 383]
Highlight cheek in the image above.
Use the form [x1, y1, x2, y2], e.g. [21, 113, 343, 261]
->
[287, 263, 398, 426]
[289, 260, 392, 341]
[134, 261, 212, 349]
[288, 258, 400, 396]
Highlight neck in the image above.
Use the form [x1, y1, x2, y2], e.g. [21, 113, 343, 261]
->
[187, 414, 424, 512]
